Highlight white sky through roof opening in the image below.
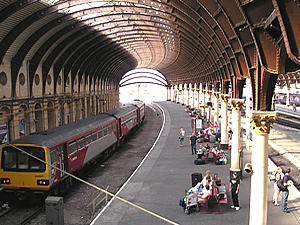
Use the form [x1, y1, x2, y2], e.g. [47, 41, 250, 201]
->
[119, 68, 167, 104]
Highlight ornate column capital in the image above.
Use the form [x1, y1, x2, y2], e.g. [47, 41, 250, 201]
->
[191, 88, 195, 91]
[196, 88, 200, 92]
[207, 90, 212, 96]
[220, 94, 230, 103]
[202, 89, 206, 94]
[248, 111, 278, 134]
[230, 98, 245, 111]
[186, 87, 190, 91]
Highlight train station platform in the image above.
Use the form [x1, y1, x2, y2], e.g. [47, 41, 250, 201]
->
[91, 101, 300, 225]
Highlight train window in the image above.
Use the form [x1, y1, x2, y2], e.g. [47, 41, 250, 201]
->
[103, 127, 108, 136]
[18, 151, 29, 169]
[2, 147, 17, 169]
[69, 141, 77, 154]
[2, 146, 45, 172]
[98, 129, 102, 138]
[50, 148, 57, 164]
[77, 136, 85, 150]
[30, 150, 45, 170]
[85, 134, 92, 144]
[91, 132, 97, 142]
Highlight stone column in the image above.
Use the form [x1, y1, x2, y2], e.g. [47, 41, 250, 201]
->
[229, 99, 245, 177]
[166, 87, 171, 101]
[286, 87, 290, 106]
[213, 92, 220, 127]
[249, 111, 278, 225]
[202, 90, 206, 118]
[197, 89, 200, 110]
[186, 88, 190, 106]
[220, 94, 230, 149]
[208, 91, 213, 123]
[245, 78, 252, 149]
[181, 87, 185, 105]
[192, 88, 195, 108]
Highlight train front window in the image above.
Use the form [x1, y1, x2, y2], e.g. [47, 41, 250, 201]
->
[1, 146, 46, 172]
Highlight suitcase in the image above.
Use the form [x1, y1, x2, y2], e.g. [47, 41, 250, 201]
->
[194, 159, 206, 165]
[191, 173, 203, 187]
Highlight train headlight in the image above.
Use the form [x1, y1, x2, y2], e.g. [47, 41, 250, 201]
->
[37, 180, 49, 186]
[0, 178, 11, 184]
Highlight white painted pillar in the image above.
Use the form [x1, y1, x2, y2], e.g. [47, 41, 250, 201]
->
[187, 88, 190, 106]
[202, 90, 206, 118]
[208, 91, 213, 123]
[286, 87, 290, 106]
[249, 111, 278, 225]
[245, 78, 252, 149]
[213, 92, 220, 127]
[197, 89, 200, 110]
[192, 88, 195, 109]
[220, 94, 230, 149]
[181, 87, 185, 105]
[229, 99, 245, 175]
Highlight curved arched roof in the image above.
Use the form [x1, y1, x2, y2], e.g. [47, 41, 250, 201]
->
[0, 0, 299, 89]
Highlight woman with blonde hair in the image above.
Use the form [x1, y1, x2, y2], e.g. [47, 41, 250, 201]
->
[179, 127, 185, 147]
[273, 167, 284, 206]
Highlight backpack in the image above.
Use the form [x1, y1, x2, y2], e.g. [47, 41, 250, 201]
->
[277, 179, 287, 191]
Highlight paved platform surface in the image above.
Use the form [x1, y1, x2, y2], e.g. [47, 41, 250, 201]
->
[91, 101, 300, 225]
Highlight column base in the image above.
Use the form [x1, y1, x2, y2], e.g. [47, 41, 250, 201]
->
[220, 143, 228, 150]
[230, 169, 242, 180]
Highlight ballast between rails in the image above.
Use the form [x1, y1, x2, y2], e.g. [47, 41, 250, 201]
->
[0, 101, 145, 198]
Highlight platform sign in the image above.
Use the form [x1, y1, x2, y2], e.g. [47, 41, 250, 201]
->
[191, 118, 203, 133]
[195, 119, 202, 129]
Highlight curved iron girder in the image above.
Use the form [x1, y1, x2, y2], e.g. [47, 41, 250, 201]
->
[168, 1, 242, 79]
[57, 36, 112, 88]
[42, 30, 98, 94]
[0, 3, 59, 63]
[121, 71, 168, 83]
[66, 37, 111, 88]
[120, 80, 167, 87]
[120, 75, 168, 87]
[54, 37, 119, 93]
[29, 25, 91, 94]
[77, 47, 123, 90]
[0, 0, 35, 23]
[90, 49, 130, 83]
[272, 0, 300, 65]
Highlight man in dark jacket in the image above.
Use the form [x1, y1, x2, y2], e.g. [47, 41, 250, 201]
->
[189, 133, 197, 155]
[281, 168, 292, 213]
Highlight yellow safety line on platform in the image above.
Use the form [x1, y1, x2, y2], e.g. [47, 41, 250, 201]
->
[7, 144, 179, 225]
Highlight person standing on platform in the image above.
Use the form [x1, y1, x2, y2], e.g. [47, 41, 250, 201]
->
[272, 167, 284, 206]
[292, 103, 297, 112]
[281, 168, 292, 213]
[189, 132, 197, 155]
[179, 127, 185, 147]
[230, 172, 240, 210]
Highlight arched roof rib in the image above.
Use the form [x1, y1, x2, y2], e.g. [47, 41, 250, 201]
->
[1, 0, 300, 95]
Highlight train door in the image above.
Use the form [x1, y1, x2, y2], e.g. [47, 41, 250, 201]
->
[57, 144, 68, 178]
[118, 118, 122, 138]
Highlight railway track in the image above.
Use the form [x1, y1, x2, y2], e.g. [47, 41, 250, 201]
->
[269, 111, 300, 192]
[275, 112, 300, 130]
[0, 203, 44, 225]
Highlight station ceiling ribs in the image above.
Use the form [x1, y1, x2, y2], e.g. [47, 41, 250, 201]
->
[0, 0, 299, 99]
